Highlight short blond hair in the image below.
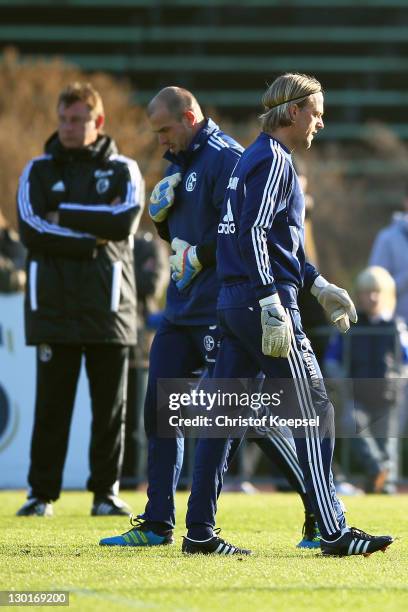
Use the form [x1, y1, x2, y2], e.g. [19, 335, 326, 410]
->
[355, 266, 396, 315]
[57, 82, 104, 119]
[260, 73, 322, 132]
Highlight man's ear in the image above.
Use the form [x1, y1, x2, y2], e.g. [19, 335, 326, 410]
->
[95, 114, 105, 130]
[288, 103, 299, 123]
[182, 109, 196, 128]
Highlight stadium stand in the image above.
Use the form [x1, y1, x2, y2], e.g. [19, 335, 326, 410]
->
[0, 0, 408, 140]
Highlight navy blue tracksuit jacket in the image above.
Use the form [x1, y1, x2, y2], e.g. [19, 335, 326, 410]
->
[162, 119, 243, 325]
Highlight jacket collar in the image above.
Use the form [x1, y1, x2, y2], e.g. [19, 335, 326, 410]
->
[163, 118, 219, 168]
[45, 133, 118, 162]
[260, 132, 292, 161]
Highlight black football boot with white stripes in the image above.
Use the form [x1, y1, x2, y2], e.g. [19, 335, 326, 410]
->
[91, 495, 131, 516]
[16, 497, 53, 517]
[320, 527, 393, 557]
[182, 529, 252, 556]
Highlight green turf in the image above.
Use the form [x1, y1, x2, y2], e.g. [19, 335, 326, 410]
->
[0, 491, 407, 611]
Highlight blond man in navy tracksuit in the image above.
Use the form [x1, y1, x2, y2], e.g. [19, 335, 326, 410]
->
[182, 74, 394, 557]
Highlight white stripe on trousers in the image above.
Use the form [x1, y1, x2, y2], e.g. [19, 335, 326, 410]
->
[265, 429, 307, 494]
[286, 348, 335, 534]
[285, 309, 339, 535]
[288, 336, 340, 531]
[287, 346, 339, 532]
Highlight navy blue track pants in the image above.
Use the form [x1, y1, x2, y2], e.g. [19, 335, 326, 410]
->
[143, 317, 218, 527]
[142, 316, 315, 528]
[186, 305, 346, 540]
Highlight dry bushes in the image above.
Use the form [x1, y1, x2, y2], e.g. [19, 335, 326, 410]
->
[0, 48, 163, 228]
[304, 127, 408, 286]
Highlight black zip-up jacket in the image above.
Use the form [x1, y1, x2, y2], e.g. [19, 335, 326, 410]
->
[17, 133, 143, 345]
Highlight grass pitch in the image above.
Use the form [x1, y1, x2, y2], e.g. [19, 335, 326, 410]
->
[0, 491, 407, 611]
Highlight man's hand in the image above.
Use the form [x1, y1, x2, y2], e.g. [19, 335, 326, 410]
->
[259, 294, 292, 358]
[149, 173, 182, 222]
[169, 237, 202, 291]
[311, 275, 358, 333]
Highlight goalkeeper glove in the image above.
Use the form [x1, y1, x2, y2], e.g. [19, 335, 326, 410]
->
[149, 172, 182, 222]
[259, 294, 292, 358]
[311, 275, 358, 333]
[169, 237, 203, 291]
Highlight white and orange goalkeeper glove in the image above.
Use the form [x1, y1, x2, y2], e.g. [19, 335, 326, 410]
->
[169, 237, 202, 291]
[149, 172, 182, 222]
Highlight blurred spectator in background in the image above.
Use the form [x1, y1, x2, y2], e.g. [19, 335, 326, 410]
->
[122, 230, 168, 487]
[0, 207, 26, 293]
[296, 171, 361, 496]
[370, 187, 408, 435]
[325, 266, 408, 493]
[15, 82, 142, 517]
[369, 187, 408, 324]
[133, 230, 168, 358]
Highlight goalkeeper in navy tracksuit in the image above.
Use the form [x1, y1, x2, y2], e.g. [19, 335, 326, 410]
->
[100, 86, 320, 549]
[182, 74, 394, 557]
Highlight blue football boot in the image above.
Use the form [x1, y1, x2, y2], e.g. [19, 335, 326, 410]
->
[297, 513, 321, 549]
[99, 515, 174, 547]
